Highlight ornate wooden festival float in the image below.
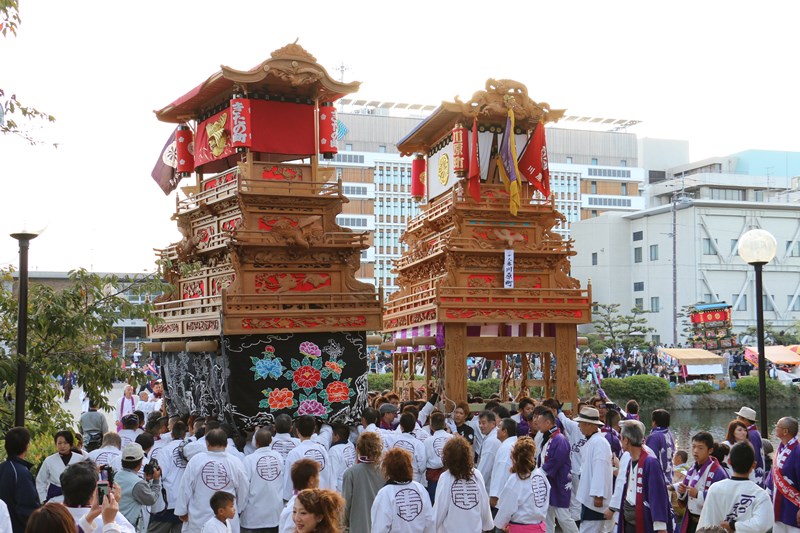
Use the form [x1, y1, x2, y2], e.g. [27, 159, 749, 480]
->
[146, 43, 381, 429]
[383, 79, 592, 408]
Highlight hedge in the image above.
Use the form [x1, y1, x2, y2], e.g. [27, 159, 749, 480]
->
[599, 375, 670, 405]
[367, 373, 395, 392]
[734, 376, 794, 401]
[675, 382, 715, 395]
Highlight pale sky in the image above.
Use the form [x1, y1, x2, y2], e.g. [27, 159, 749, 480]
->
[2, 1, 799, 272]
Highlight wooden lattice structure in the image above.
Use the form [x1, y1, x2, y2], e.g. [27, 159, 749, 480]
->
[146, 44, 381, 428]
[384, 80, 592, 408]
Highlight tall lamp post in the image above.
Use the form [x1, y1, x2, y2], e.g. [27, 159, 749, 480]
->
[738, 228, 777, 432]
[10, 231, 40, 427]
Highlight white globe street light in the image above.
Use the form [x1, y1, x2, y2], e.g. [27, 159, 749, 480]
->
[738, 229, 777, 265]
[737, 227, 777, 433]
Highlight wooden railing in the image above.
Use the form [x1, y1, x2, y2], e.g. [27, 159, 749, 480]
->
[233, 229, 369, 248]
[225, 292, 381, 314]
[437, 286, 591, 307]
[238, 176, 342, 198]
[176, 168, 240, 214]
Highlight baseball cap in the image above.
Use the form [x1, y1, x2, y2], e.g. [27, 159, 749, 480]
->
[379, 403, 398, 415]
[121, 443, 144, 462]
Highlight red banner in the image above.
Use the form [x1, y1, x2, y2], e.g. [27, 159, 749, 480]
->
[411, 156, 426, 199]
[194, 100, 316, 170]
[319, 103, 338, 157]
[690, 309, 731, 324]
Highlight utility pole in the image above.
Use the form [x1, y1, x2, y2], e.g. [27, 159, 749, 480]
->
[672, 190, 678, 346]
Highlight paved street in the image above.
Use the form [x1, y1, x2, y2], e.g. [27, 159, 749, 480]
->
[64, 382, 127, 430]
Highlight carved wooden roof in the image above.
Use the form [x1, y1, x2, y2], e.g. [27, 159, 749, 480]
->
[155, 42, 361, 123]
[397, 79, 566, 156]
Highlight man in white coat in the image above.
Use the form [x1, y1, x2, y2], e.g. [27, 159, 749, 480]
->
[327, 424, 356, 492]
[489, 418, 518, 509]
[698, 441, 773, 533]
[574, 406, 612, 533]
[476, 411, 500, 492]
[282, 415, 333, 500]
[392, 413, 427, 485]
[240, 428, 285, 533]
[174, 429, 248, 533]
[269, 414, 299, 463]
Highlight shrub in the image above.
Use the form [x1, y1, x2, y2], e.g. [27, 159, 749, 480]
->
[625, 375, 670, 404]
[467, 379, 501, 399]
[598, 378, 629, 401]
[734, 376, 793, 401]
[367, 373, 395, 393]
[676, 382, 715, 395]
[600, 375, 670, 405]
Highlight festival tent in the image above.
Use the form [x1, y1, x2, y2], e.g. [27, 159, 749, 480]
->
[744, 345, 800, 366]
[659, 348, 725, 377]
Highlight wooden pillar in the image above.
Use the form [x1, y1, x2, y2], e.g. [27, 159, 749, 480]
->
[443, 323, 467, 404]
[409, 352, 416, 401]
[392, 353, 399, 395]
[555, 322, 578, 409]
[520, 324, 528, 395]
[425, 351, 432, 399]
[542, 352, 551, 398]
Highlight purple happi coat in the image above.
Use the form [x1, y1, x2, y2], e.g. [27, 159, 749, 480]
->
[773, 437, 800, 528]
[746, 424, 766, 486]
[646, 427, 675, 485]
[539, 427, 572, 508]
[604, 426, 622, 459]
[616, 450, 673, 533]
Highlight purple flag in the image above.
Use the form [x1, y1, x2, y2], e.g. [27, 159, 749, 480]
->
[151, 129, 178, 195]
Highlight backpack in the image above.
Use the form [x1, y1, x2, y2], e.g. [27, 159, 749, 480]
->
[85, 431, 103, 452]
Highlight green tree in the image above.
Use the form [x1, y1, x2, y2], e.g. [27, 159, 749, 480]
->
[0, 268, 169, 434]
[592, 303, 656, 352]
[1, 1, 56, 145]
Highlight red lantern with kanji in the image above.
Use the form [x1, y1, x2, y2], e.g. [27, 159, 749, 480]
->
[411, 154, 426, 200]
[176, 123, 194, 176]
[319, 102, 338, 159]
[451, 123, 468, 177]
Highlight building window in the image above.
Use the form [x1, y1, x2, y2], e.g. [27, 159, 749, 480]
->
[591, 181, 597, 194]
[342, 184, 369, 197]
[789, 296, 800, 312]
[702, 238, 717, 255]
[621, 182, 628, 195]
[345, 143, 353, 151]
[651, 334, 660, 344]
[591, 158, 598, 165]
[634, 298, 644, 310]
[710, 188, 744, 201]
[649, 244, 659, 261]
[591, 210, 598, 217]
[620, 159, 627, 167]
[650, 297, 660, 312]
[734, 294, 747, 311]
[634, 247, 642, 263]
[787, 241, 800, 257]
[591, 252, 598, 266]
[763, 295, 775, 312]
[704, 293, 717, 304]
[632, 231, 643, 242]
[566, 156, 573, 164]
[378, 145, 386, 153]
[731, 239, 739, 254]
[633, 282, 644, 292]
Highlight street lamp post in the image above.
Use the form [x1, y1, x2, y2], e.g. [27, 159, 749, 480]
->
[738, 228, 777, 432]
[10, 231, 40, 427]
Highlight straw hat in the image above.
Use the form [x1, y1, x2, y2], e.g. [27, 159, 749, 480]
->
[573, 406, 604, 426]
[734, 406, 757, 422]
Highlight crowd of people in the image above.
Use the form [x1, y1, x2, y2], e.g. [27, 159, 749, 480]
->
[1, 383, 798, 533]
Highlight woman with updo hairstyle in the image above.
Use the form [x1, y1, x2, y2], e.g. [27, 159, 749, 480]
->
[25, 502, 78, 533]
[36, 430, 84, 502]
[433, 435, 494, 532]
[494, 436, 551, 533]
[292, 488, 344, 533]
[371, 448, 433, 532]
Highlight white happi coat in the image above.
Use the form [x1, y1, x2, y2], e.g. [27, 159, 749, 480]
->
[494, 468, 551, 529]
[576, 430, 612, 513]
[88, 445, 121, 468]
[490, 436, 518, 499]
[697, 478, 773, 533]
[282, 439, 333, 500]
[36, 452, 84, 502]
[328, 441, 356, 492]
[391, 432, 427, 485]
[371, 481, 434, 533]
[174, 450, 248, 533]
[240, 447, 285, 529]
[433, 469, 494, 532]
